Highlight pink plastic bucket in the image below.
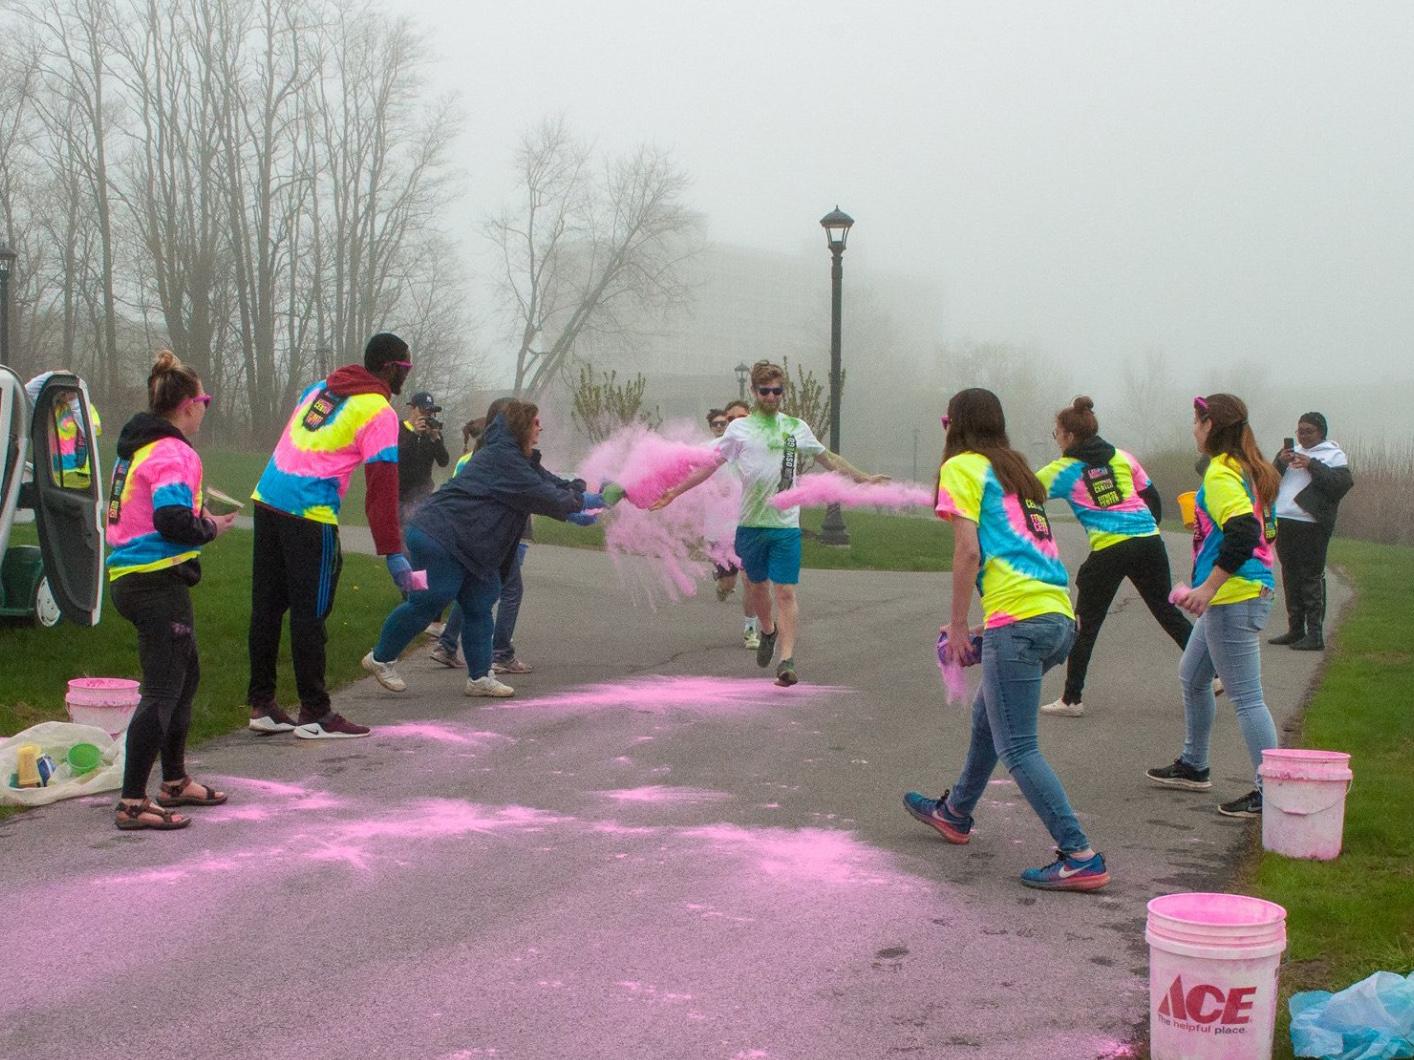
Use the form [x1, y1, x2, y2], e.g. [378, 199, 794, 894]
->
[65, 678, 141, 737]
[1146, 892, 1287, 1060]
[1259, 749, 1352, 861]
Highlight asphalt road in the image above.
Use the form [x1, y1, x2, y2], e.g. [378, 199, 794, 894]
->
[0, 527, 1345, 1059]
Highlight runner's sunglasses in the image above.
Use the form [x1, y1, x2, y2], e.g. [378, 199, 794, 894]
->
[755, 386, 784, 396]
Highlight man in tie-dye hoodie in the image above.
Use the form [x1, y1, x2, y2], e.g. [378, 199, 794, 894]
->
[245, 333, 415, 740]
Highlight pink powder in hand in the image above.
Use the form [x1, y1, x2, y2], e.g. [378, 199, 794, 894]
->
[407, 570, 428, 591]
[771, 473, 933, 512]
[1169, 583, 1191, 605]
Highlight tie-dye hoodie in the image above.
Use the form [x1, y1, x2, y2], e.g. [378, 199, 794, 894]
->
[1036, 435, 1162, 552]
[1191, 453, 1275, 605]
[106, 413, 216, 582]
[251, 365, 401, 555]
[936, 451, 1074, 629]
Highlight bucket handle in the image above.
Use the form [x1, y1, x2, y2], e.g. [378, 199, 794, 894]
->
[1264, 778, 1352, 817]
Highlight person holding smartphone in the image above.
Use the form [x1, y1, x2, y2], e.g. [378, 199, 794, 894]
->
[1270, 413, 1352, 651]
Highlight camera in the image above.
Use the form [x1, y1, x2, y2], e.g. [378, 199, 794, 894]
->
[425, 413, 443, 432]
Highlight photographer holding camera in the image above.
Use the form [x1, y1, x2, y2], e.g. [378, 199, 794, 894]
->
[398, 391, 450, 518]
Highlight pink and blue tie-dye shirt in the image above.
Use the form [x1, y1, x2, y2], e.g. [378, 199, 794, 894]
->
[1036, 449, 1159, 551]
[252, 378, 399, 526]
[936, 452, 1074, 629]
[1192, 453, 1275, 605]
[106, 437, 204, 581]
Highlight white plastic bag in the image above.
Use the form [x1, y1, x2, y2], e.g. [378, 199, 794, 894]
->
[0, 721, 124, 807]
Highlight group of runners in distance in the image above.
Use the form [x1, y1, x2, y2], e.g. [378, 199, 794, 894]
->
[99, 338, 1356, 898]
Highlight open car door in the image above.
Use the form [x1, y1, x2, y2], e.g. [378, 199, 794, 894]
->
[0, 366, 28, 559]
[29, 372, 104, 625]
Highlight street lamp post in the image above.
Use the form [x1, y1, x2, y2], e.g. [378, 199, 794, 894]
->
[734, 361, 750, 401]
[818, 206, 853, 546]
[0, 243, 16, 367]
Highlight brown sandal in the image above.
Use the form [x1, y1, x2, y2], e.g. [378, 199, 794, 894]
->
[156, 777, 227, 808]
[115, 799, 190, 831]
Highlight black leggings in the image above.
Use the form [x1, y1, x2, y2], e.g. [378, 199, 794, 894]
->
[112, 571, 199, 800]
[1275, 518, 1331, 634]
[1064, 535, 1193, 703]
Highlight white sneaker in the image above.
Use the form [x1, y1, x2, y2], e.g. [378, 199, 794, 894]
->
[361, 651, 406, 692]
[429, 644, 461, 668]
[423, 621, 446, 639]
[1040, 697, 1085, 717]
[744, 628, 761, 650]
[465, 674, 514, 698]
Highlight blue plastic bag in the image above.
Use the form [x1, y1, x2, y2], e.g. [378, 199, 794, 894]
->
[1291, 970, 1414, 1059]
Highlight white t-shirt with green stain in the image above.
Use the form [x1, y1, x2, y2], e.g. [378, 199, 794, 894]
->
[713, 410, 827, 529]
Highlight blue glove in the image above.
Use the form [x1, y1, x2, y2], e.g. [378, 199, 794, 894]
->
[566, 511, 599, 527]
[386, 553, 415, 590]
[581, 491, 607, 510]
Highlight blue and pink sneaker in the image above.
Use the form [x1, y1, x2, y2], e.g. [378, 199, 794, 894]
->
[902, 790, 972, 844]
[1020, 850, 1110, 892]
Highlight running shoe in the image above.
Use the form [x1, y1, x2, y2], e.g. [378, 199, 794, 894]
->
[493, 657, 533, 675]
[902, 790, 972, 844]
[1146, 758, 1213, 790]
[1021, 850, 1110, 891]
[1040, 696, 1085, 717]
[429, 644, 461, 668]
[361, 651, 406, 692]
[775, 659, 798, 687]
[247, 705, 297, 735]
[1218, 790, 1263, 817]
[755, 626, 778, 668]
[295, 713, 371, 739]
[743, 628, 761, 650]
[423, 621, 447, 639]
[466, 675, 514, 698]
[716, 584, 733, 602]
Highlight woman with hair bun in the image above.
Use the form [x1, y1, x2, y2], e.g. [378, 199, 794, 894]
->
[1147, 393, 1281, 818]
[106, 351, 237, 830]
[1035, 396, 1193, 717]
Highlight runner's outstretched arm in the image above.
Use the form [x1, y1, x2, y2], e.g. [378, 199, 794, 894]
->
[650, 455, 727, 510]
[815, 450, 890, 485]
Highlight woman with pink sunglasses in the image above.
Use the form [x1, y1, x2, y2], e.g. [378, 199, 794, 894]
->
[106, 351, 237, 830]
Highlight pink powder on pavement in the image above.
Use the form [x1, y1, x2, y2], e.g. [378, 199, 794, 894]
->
[770, 472, 932, 511]
[379, 722, 510, 748]
[680, 823, 915, 889]
[501, 675, 849, 714]
[598, 785, 732, 805]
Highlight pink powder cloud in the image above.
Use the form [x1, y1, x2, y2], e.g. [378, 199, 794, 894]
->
[770, 472, 933, 511]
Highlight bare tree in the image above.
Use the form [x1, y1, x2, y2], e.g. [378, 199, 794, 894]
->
[487, 116, 703, 398]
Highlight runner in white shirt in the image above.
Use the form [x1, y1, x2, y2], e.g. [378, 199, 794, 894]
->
[654, 361, 886, 686]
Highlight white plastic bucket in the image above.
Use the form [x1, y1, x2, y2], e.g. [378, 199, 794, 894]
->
[65, 678, 140, 737]
[1259, 748, 1353, 861]
[1147, 892, 1287, 1060]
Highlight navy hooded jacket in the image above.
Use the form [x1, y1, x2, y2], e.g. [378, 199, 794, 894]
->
[410, 415, 586, 580]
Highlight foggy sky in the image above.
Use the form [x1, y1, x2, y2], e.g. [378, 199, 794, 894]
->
[381, 0, 1414, 387]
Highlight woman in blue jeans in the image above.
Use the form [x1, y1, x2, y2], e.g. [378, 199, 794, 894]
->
[361, 401, 603, 698]
[904, 388, 1109, 891]
[1147, 394, 1281, 817]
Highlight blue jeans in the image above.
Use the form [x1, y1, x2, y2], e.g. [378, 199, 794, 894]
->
[439, 541, 528, 662]
[948, 613, 1090, 854]
[375, 527, 501, 678]
[1178, 594, 1278, 787]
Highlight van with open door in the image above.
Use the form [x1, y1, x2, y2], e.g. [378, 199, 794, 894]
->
[0, 366, 105, 627]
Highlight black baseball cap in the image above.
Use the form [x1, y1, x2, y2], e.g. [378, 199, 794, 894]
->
[408, 392, 440, 412]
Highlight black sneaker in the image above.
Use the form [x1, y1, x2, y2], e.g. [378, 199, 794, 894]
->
[1146, 758, 1212, 790]
[1218, 790, 1263, 817]
[755, 626, 778, 668]
[1267, 629, 1303, 646]
[775, 658, 798, 687]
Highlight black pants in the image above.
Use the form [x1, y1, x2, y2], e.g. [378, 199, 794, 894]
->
[1275, 517, 1330, 635]
[1064, 535, 1193, 703]
[246, 504, 343, 718]
[112, 571, 199, 800]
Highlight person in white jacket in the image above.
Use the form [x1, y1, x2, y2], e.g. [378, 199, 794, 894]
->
[1270, 412, 1353, 651]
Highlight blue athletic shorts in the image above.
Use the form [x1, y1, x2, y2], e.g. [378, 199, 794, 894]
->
[734, 526, 802, 586]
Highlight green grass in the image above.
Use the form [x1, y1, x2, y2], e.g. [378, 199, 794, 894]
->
[0, 527, 400, 742]
[532, 507, 955, 572]
[1243, 538, 1414, 1057]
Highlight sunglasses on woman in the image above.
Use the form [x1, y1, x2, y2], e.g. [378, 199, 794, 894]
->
[941, 415, 951, 430]
[189, 394, 213, 408]
[709, 419, 727, 430]
[1193, 396, 1209, 414]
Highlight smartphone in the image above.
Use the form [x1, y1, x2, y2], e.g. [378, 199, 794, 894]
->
[1283, 436, 1295, 452]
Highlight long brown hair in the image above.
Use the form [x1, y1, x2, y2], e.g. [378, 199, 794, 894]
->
[1055, 395, 1098, 442]
[939, 388, 1045, 503]
[1197, 393, 1279, 506]
[148, 349, 201, 417]
[502, 400, 539, 455]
